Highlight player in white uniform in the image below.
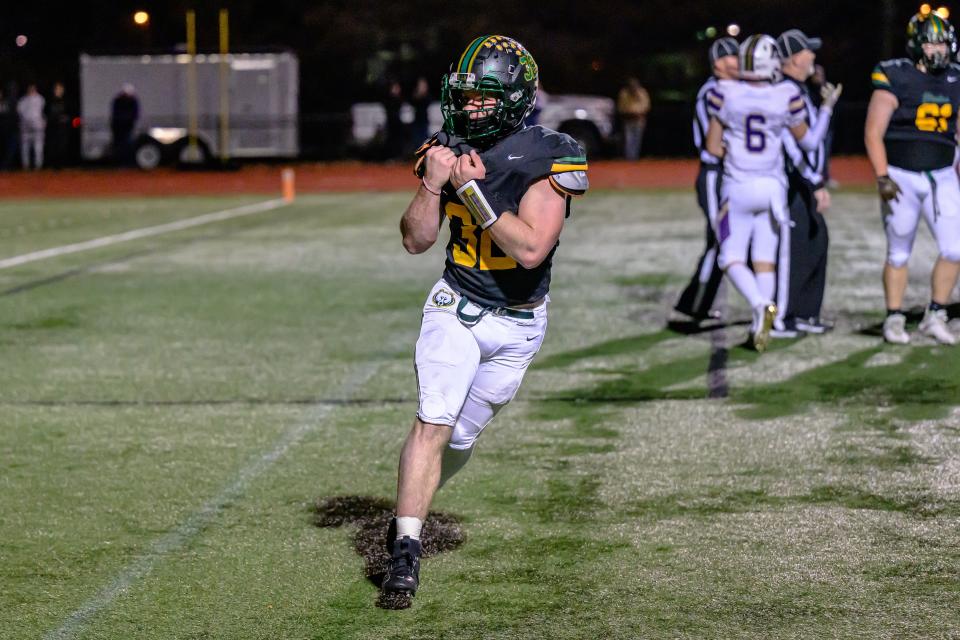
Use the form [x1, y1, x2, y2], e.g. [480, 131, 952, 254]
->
[705, 34, 836, 351]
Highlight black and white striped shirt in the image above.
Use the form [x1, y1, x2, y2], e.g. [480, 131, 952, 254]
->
[692, 76, 721, 165]
[781, 78, 825, 187]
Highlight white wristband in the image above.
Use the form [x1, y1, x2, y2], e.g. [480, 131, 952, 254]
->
[456, 179, 499, 229]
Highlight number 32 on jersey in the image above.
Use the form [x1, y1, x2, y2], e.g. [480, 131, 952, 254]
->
[445, 203, 517, 270]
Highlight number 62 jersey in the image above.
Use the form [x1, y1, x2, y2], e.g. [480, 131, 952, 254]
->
[708, 79, 805, 185]
[872, 58, 960, 172]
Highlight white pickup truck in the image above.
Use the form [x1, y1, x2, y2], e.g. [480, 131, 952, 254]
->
[350, 92, 615, 157]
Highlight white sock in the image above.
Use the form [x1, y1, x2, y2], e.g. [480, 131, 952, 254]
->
[395, 516, 423, 541]
[756, 271, 775, 304]
[726, 263, 766, 309]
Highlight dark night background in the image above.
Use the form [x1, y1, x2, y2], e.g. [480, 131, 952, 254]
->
[0, 1, 943, 158]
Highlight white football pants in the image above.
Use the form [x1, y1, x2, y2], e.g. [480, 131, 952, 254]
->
[883, 164, 960, 267]
[415, 279, 548, 450]
[717, 175, 789, 270]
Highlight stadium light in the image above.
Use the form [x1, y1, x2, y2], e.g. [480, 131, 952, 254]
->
[15, 35, 27, 47]
[727, 23, 741, 37]
[134, 11, 150, 26]
[705, 26, 718, 38]
[936, 6, 950, 18]
[920, 3, 932, 15]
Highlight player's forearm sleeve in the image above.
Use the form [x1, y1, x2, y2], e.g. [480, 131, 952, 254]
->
[797, 106, 833, 152]
[782, 132, 823, 187]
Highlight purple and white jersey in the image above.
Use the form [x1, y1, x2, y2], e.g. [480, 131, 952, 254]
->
[709, 79, 805, 185]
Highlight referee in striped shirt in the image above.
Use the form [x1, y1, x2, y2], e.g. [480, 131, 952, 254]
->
[774, 29, 837, 335]
[674, 37, 739, 323]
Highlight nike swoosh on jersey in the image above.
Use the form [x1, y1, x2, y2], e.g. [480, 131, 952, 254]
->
[507, 154, 525, 160]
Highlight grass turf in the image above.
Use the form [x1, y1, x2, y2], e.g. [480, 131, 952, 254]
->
[0, 190, 958, 639]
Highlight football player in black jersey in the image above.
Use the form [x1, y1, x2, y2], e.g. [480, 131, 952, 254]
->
[865, 11, 960, 345]
[382, 35, 588, 599]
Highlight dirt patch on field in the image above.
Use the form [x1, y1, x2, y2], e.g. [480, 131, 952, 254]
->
[313, 495, 466, 609]
[0, 157, 875, 198]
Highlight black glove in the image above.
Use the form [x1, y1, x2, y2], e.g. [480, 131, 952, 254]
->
[877, 175, 902, 202]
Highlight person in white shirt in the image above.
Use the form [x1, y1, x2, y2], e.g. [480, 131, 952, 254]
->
[17, 84, 45, 170]
[705, 34, 838, 351]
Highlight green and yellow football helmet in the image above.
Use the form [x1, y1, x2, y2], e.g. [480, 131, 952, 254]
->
[906, 11, 957, 71]
[440, 35, 539, 145]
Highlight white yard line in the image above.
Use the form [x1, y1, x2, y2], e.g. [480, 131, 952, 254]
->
[0, 198, 289, 270]
[45, 362, 382, 640]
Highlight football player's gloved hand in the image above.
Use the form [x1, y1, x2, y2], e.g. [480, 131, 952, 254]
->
[820, 82, 843, 109]
[877, 174, 902, 202]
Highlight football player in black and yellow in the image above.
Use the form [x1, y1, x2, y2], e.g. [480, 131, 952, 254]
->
[382, 35, 588, 599]
[866, 11, 960, 345]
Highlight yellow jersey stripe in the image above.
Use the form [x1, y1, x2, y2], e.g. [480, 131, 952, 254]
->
[551, 163, 589, 172]
[872, 71, 891, 84]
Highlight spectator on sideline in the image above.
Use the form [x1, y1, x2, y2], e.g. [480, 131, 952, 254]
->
[110, 83, 140, 165]
[0, 86, 17, 170]
[46, 82, 70, 169]
[383, 79, 406, 160]
[17, 84, 45, 170]
[410, 77, 431, 148]
[617, 77, 651, 159]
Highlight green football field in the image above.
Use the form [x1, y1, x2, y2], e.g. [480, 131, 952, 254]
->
[2, 189, 959, 639]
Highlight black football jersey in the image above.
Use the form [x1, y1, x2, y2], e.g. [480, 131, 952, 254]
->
[872, 58, 960, 169]
[414, 125, 588, 308]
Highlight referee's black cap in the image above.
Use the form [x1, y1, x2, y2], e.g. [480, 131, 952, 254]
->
[708, 37, 739, 65]
[776, 29, 822, 57]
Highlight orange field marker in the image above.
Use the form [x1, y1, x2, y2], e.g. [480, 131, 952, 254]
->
[281, 168, 296, 202]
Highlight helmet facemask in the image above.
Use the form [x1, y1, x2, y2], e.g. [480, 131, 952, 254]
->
[907, 13, 958, 72]
[441, 73, 508, 143]
[440, 35, 539, 145]
[922, 42, 951, 71]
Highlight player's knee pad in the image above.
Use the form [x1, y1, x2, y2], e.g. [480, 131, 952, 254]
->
[449, 422, 481, 450]
[418, 392, 457, 427]
[447, 430, 477, 450]
[886, 249, 911, 268]
[939, 248, 960, 263]
[717, 252, 734, 271]
[449, 400, 498, 449]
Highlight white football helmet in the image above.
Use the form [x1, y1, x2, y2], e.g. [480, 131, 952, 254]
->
[738, 34, 782, 81]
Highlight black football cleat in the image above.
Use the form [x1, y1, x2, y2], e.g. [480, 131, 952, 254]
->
[381, 535, 422, 595]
